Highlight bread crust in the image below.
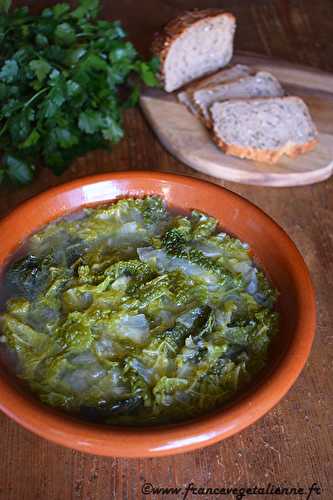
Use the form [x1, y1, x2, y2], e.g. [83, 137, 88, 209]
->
[211, 133, 318, 163]
[152, 9, 236, 91]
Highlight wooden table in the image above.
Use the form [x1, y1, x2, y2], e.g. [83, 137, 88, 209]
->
[0, 1, 332, 499]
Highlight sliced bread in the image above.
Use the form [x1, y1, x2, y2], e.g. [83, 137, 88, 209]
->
[178, 64, 251, 114]
[194, 71, 284, 125]
[152, 9, 236, 93]
[210, 97, 318, 163]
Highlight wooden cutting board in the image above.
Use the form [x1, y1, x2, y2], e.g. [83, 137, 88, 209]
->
[140, 53, 333, 186]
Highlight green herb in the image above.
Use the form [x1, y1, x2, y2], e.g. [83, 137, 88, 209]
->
[0, 0, 159, 184]
[1, 197, 279, 425]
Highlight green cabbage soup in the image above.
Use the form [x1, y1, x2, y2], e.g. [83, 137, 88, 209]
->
[0, 197, 278, 425]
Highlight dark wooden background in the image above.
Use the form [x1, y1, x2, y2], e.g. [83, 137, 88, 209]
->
[0, 1, 332, 499]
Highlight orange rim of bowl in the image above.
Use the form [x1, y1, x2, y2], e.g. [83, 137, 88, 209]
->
[0, 171, 316, 457]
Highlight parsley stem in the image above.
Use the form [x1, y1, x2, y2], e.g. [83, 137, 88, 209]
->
[24, 87, 48, 108]
[0, 121, 8, 138]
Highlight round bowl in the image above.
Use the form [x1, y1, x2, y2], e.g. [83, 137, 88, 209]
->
[0, 171, 316, 457]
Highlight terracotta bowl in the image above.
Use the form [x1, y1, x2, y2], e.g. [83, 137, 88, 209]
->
[0, 172, 315, 457]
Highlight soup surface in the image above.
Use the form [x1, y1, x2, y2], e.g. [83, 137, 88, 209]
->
[0, 196, 278, 424]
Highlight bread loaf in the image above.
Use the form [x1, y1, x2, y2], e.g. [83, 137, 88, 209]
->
[152, 10, 236, 92]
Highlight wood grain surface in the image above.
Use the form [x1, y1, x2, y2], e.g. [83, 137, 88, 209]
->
[0, 1, 332, 499]
[140, 54, 333, 186]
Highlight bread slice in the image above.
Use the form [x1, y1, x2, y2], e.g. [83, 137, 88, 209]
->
[152, 9, 236, 93]
[194, 71, 284, 125]
[210, 97, 318, 163]
[178, 64, 251, 114]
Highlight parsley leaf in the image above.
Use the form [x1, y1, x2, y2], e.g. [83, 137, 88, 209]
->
[78, 110, 104, 134]
[101, 116, 124, 143]
[136, 61, 160, 87]
[55, 22, 76, 46]
[9, 111, 31, 143]
[52, 127, 79, 148]
[52, 3, 71, 19]
[0, 59, 19, 83]
[29, 59, 52, 82]
[109, 41, 137, 63]
[19, 129, 40, 149]
[3, 154, 35, 184]
[43, 82, 66, 118]
[71, 0, 100, 20]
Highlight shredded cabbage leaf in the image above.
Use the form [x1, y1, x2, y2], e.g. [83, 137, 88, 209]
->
[0, 196, 278, 424]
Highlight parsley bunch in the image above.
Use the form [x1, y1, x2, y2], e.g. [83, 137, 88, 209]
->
[0, 0, 159, 184]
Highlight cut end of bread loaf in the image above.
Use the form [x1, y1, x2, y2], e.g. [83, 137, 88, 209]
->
[153, 9, 236, 92]
[210, 97, 318, 163]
